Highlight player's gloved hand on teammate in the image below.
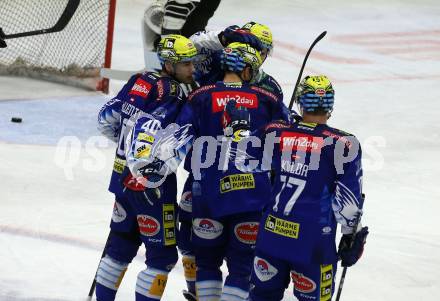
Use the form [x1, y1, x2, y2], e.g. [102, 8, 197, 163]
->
[222, 100, 250, 139]
[338, 226, 369, 267]
[289, 109, 302, 123]
[220, 25, 263, 50]
[220, 48, 246, 73]
[219, 39, 259, 77]
[120, 165, 163, 206]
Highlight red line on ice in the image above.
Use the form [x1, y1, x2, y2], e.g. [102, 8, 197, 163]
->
[271, 53, 322, 74]
[0, 224, 103, 251]
[274, 40, 371, 64]
[332, 29, 440, 42]
[370, 46, 440, 54]
[334, 74, 440, 83]
[335, 38, 440, 46]
[0, 224, 147, 261]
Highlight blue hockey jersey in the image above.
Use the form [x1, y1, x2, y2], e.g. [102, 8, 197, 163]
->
[174, 31, 287, 177]
[245, 120, 364, 264]
[97, 71, 185, 196]
[154, 81, 289, 217]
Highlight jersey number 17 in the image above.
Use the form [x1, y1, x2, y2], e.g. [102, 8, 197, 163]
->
[273, 175, 306, 216]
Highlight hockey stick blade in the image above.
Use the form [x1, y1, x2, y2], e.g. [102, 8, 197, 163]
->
[288, 31, 327, 110]
[3, 0, 80, 40]
[87, 231, 112, 298]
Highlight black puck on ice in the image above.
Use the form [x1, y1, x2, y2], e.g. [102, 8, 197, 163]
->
[11, 117, 22, 123]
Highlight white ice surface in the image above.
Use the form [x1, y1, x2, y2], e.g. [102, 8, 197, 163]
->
[1, 0, 440, 300]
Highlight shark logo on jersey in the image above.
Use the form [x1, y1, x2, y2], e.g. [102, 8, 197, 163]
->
[126, 114, 193, 188]
[152, 107, 167, 119]
[97, 99, 122, 142]
[333, 181, 361, 228]
[254, 257, 278, 281]
[153, 123, 193, 161]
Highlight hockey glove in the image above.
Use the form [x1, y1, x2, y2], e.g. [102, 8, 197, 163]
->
[290, 109, 302, 123]
[222, 100, 250, 140]
[120, 165, 163, 206]
[220, 50, 246, 73]
[338, 226, 369, 267]
[221, 25, 263, 50]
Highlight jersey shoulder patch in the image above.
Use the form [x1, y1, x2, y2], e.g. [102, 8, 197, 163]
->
[128, 75, 155, 99]
[157, 77, 183, 100]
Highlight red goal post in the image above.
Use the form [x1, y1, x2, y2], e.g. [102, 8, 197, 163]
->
[0, 0, 117, 94]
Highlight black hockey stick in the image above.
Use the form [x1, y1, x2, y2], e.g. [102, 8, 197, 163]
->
[288, 31, 327, 110]
[335, 193, 366, 301]
[0, 0, 80, 48]
[88, 231, 111, 298]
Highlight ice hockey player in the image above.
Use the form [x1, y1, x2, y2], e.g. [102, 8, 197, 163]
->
[95, 34, 197, 301]
[240, 21, 283, 98]
[143, 8, 266, 301]
[230, 75, 369, 301]
[175, 21, 289, 300]
[190, 21, 281, 97]
[176, 23, 267, 301]
[125, 42, 290, 301]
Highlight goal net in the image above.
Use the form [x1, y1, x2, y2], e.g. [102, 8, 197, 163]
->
[0, 0, 116, 93]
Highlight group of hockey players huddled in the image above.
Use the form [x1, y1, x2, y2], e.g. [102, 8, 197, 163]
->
[95, 1, 369, 301]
